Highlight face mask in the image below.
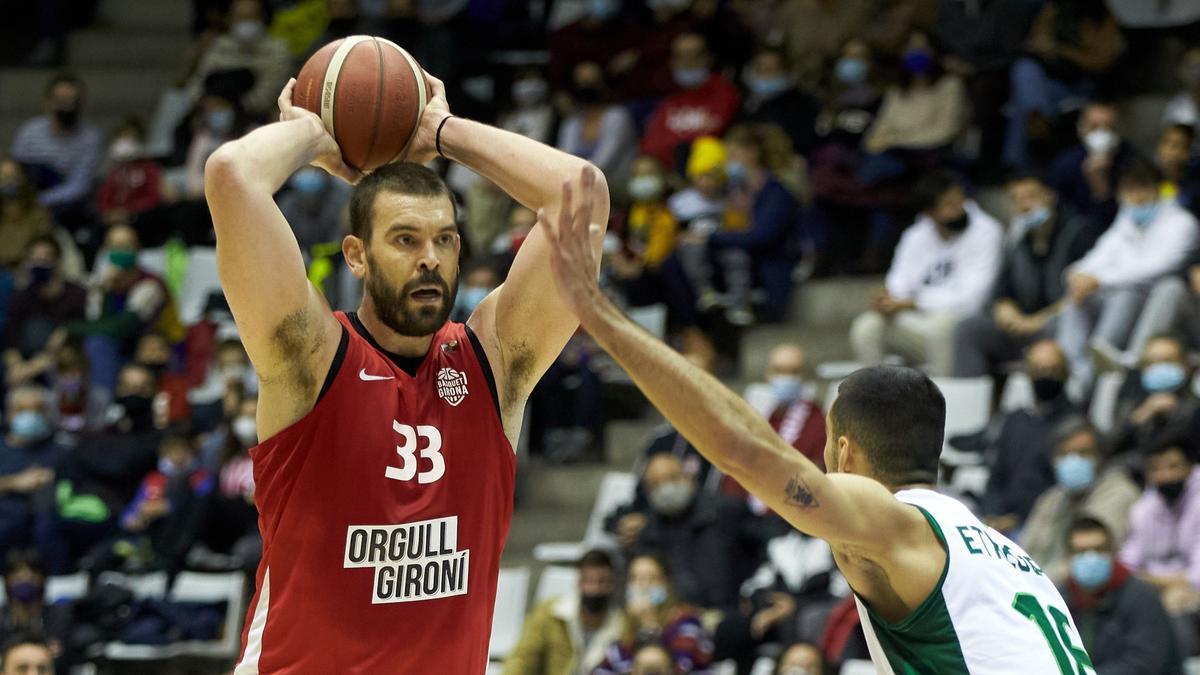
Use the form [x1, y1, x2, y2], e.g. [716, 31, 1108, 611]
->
[1031, 376, 1065, 402]
[835, 57, 867, 84]
[109, 137, 142, 162]
[290, 168, 325, 195]
[648, 480, 695, 517]
[1158, 479, 1187, 504]
[1141, 362, 1186, 393]
[588, 0, 619, 21]
[1083, 128, 1118, 155]
[1071, 551, 1113, 589]
[207, 109, 235, 135]
[748, 75, 789, 98]
[107, 249, 137, 270]
[1013, 206, 1051, 235]
[626, 584, 668, 607]
[511, 79, 548, 107]
[573, 85, 603, 106]
[673, 67, 709, 89]
[725, 159, 748, 185]
[456, 286, 490, 315]
[941, 213, 970, 233]
[901, 49, 934, 75]
[769, 375, 804, 404]
[116, 394, 154, 426]
[10, 411, 49, 441]
[27, 264, 54, 287]
[628, 175, 664, 202]
[158, 456, 182, 477]
[1123, 202, 1159, 228]
[54, 107, 79, 129]
[1054, 454, 1096, 492]
[580, 592, 611, 613]
[231, 19, 264, 43]
[220, 363, 247, 383]
[8, 581, 41, 604]
[0, 182, 19, 199]
[232, 415, 257, 446]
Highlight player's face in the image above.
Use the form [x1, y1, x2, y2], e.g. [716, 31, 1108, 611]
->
[363, 192, 461, 337]
[1, 644, 53, 675]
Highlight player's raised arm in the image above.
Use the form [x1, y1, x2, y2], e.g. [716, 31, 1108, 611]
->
[540, 170, 925, 551]
[204, 79, 356, 434]
[411, 72, 610, 415]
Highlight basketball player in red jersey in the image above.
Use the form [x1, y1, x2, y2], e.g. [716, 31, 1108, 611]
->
[204, 67, 608, 673]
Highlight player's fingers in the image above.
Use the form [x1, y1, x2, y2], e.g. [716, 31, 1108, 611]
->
[279, 78, 296, 113]
[423, 70, 446, 101]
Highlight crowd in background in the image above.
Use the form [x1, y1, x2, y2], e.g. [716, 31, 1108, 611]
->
[2, 0, 1200, 673]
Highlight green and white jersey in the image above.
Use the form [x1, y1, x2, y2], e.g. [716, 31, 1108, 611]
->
[854, 489, 1095, 674]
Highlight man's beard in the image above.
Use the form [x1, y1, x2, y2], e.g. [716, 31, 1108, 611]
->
[364, 253, 458, 337]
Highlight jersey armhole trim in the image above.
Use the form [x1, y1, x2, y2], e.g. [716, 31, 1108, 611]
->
[465, 325, 502, 421]
[864, 504, 952, 633]
[315, 325, 349, 405]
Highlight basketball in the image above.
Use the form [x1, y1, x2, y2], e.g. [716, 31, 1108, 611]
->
[293, 35, 428, 172]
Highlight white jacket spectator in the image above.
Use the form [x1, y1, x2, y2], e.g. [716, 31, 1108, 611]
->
[1070, 200, 1199, 288]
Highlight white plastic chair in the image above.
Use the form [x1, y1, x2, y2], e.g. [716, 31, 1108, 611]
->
[534, 565, 579, 605]
[488, 567, 530, 660]
[999, 372, 1034, 412]
[533, 472, 635, 563]
[931, 376, 994, 438]
[1089, 371, 1125, 433]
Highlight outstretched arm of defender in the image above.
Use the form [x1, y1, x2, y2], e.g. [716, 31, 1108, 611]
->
[541, 172, 922, 550]
[205, 80, 353, 433]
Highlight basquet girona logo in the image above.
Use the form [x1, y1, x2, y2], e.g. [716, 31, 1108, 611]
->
[436, 367, 468, 406]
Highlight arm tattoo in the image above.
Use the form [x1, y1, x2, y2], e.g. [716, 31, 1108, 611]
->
[785, 476, 818, 508]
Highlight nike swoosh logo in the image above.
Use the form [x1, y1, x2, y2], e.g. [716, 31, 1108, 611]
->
[359, 368, 395, 381]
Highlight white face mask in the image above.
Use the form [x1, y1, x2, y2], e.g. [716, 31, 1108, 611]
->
[231, 19, 264, 43]
[109, 137, 143, 162]
[1083, 128, 1118, 155]
[232, 415, 257, 446]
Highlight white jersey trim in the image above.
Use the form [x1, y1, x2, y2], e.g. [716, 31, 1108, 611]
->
[235, 566, 271, 674]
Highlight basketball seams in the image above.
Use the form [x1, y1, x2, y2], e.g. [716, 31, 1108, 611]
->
[377, 38, 427, 164]
[361, 37, 386, 171]
[322, 36, 370, 137]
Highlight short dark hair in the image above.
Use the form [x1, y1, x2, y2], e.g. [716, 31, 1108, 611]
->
[1005, 168, 1051, 189]
[1144, 432, 1195, 463]
[829, 366, 945, 485]
[1117, 159, 1161, 190]
[44, 71, 83, 98]
[24, 234, 61, 260]
[911, 169, 963, 213]
[348, 162, 456, 241]
[0, 632, 51, 668]
[1067, 516, 1112, 548]
[578, 548, 615, 571]
[1164, 123, 1197, 146]
[1051, 416, 1097, 450]
[5, 548, 44, 578]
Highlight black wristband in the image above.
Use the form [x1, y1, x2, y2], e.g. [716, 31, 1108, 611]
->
[436, 115, 454, 158]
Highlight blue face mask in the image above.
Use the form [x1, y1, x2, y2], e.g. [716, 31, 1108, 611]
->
[1071, 551, 1113, 589]
[770, 375, 803, 404]
[456, 286, 490, 315]
[673, 67, 709, 89]
[10, 411, 49, 441]
[835, 57, 868, 84]
[206, 109, 235, 134]
[1012, 206, 1051, 235]
[902, 49, 934, 75]
[1123, 202, 1159, 228]
[290, 168, 325, 195]
[589, 0, 619, 20]
[725, 159, 748, 185]
[748, 76, 790, 98]
[1054, 454, 1096, 492]
[627, 584, 668, 607]
[1142, 362, 1187, 393]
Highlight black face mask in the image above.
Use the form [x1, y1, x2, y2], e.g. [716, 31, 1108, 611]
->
[941, 213, 969, 233]
[54, 107, 79, 130]
[115, 394, 154, 431]
[1031, 377, 1065, 402]
[573, 85, 603, 105]
[580, 593, 610, 614]
[1158, 480, 1187, 505]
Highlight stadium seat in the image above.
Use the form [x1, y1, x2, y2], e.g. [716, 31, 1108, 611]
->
[45, 572, 89, 603]
[1089, 371, 1125, 434]
[488, 567, 530, 660]
[534, 565, 579, 604]
[999, 372, 1034, 412]
[533, 471, 635, 563]
[931, 377, 993, 438]
[841, 660, 878, 675]
[137, 246, 222, 325]
[627, 303, 668, 339]
[743, 382, 775, 417]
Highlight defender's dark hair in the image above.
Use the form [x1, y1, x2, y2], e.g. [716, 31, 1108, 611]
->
[348, 162, 456, 241]
[44, 71, 83, 98]
[0, 631, 51, 667]
[1066, 515, 1112, 548]
[23, 234, 61, 260]
[578, 548, 615, 571]
[911, 169, 963, 213]
[829, 366, 945, 485]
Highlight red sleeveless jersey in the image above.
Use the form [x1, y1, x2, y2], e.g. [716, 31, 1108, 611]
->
[235, 313, 515, 674]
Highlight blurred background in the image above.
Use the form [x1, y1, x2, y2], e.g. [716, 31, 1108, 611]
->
[1, 0, 1200, 673]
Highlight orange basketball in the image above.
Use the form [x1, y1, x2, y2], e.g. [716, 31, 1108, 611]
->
[293, 36, 428, 172]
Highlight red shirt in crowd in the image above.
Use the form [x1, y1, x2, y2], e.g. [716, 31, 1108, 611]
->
[97, 159, 162, 216]
[640, 73, 741, 170]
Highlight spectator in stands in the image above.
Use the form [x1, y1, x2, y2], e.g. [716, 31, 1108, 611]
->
[185, 0, 290, 118]
[131, 332, 192, 427]
[0, 632, 54, 675]
[1058, 161, 1199, 388]
[451, 263, 499, 324]
[1164, 48, 1200, 128]
[0, 387, 62, 563]
[740, 47, 820, 156]
[182, 81, 248, 206]
[96, 117, 162, 231]
[1120, 436, 1200, 618]
[1050, 101, 1139, 222]
[0, 160, 52, 270]
[608, 156, 678, 307]
[641, 33, 741, 172]
[859, 32, 968, 184]
[813, 38, 883, 151]
[953, 172, 1097, 378]
[557, 62, 638, 188]
[531, 331, 604, 463]
[849, 170, 1003, 375]
[9, 73, 103, 230]
[778, 0, 874, 91]
[981, 339, 1080, 533]
[775, 642, 825, 675]
[546, 0, 638, 95]
[749, 343, 825, 471]
[1004, 3, 1123, 168]
[1107, 336, 1200, 467]
[276, 165, 352, 254]
[39, 363, 162, 574]
[1, 551, 69, 650]
[1156, 124, 1200, 216]
[4, 237, 86, 389]
[502, 70, 556, 146]
[593, 553, 713, 674]
[504, 549, 623, 675]
[1021, 417, 1138, 584]
[194, 390, 259, 572]
[1062, 517, 1183, 674]
[63, 224, 182, 392]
